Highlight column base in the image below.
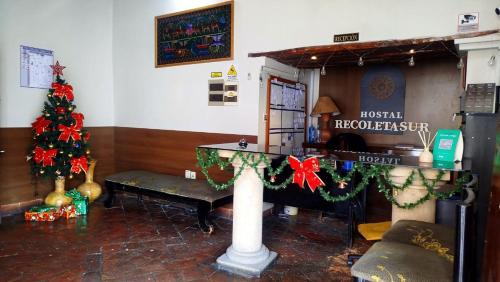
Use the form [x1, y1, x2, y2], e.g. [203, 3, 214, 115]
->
[216, 245, 278, 278]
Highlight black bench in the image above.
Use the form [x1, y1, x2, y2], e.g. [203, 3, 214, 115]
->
[104, 170, 233, 233]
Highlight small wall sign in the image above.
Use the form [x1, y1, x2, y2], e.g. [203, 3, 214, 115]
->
[211, 72, 223, 78]
[458, 12, 479, 32]
[334, 33, 359, 43]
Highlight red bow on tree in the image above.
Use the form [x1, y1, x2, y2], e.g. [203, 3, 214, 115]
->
[288, 156, 325, 192]
[83, 131, 90, 142]
[52, 83, 74, 101]
[31, 116, 51, 135]
[56, 107, 66, 114]
[70, 156, 88, 174]
[71, 113, 84, 128]
[34, 146, 57, 166]
[58, 124, 81, 142]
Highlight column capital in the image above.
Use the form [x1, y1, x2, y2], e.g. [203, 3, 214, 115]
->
[455, 33, 500, 51]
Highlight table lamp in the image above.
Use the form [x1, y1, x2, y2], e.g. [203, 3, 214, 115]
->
[311, 96, 341, 143]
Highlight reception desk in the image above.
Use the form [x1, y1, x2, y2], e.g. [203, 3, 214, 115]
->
[196, 143, 470, 277]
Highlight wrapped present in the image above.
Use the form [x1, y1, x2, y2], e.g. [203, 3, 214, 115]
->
[60, 205, 77, 219]
[24, 205, 61, 222]
[65, 189, 88, 215]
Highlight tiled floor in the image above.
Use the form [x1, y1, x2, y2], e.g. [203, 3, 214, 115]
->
[0, 193, 372, 281]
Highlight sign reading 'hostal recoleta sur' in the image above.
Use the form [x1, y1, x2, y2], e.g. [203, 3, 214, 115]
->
[334, 111, 430, 132]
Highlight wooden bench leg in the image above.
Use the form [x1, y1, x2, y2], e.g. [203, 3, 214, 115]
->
[197, 201, 214, 234]
[104, 182, 115, 208]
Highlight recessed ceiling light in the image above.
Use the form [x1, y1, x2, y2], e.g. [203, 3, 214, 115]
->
[310, 55, 318, 60]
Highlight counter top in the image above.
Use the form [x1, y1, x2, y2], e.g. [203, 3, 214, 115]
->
[198, 143, 471, 172]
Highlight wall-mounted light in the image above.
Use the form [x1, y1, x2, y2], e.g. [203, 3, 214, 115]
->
[311, 55, 318, 60]
[457, 57, 464, 69]
[408, 56, 415, 67]
[488, 55, 496, 66]
[320, 65, 326, 76]
[409, 49, 415, 54]
[357, 56, 364, 67]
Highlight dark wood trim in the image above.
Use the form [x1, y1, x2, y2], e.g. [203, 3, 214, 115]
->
[249, 29, 499, 58]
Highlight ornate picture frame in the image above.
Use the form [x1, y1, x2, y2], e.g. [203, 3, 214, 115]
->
[155, 1, 234, 68]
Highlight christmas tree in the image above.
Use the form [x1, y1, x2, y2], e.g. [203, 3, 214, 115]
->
[28, 61, 91, 179]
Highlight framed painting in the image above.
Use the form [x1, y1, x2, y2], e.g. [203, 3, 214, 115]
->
[155, 1, 234, 67]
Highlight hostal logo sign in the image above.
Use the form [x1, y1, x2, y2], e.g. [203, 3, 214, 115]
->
[335, 111, 429, 132]
[334, 66, 430, 133]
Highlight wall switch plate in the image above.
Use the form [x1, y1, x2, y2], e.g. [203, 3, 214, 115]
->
[190, 171, 196, 179]
[185, 170, 191, 179]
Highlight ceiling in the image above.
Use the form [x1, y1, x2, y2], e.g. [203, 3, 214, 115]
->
[248, 29, 499, 69]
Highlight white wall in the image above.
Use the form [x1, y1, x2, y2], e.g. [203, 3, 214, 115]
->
[0, 0, 114, 127]
[113, 0, 500, 135]
[1, 0, 498, 133]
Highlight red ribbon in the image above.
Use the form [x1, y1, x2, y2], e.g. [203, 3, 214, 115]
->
[56, 107, 66, 114]
[52, 83, 74, 101]
[34, 146, 57, 166]
[71, 113, 84, 129]
[70, 156, 88, 174]
[31, 116, 51, 135]
[288, 156, 325, 192]
[83, 131, 90, 142]
[58, 124, 81, 142]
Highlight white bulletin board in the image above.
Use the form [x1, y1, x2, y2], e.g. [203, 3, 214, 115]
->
[20, 45, 54, 89]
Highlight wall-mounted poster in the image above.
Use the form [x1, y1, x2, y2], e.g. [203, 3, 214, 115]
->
[359, 65, 406, 135]
[155, 1, 233, 68]
[20, 45, 54, 89]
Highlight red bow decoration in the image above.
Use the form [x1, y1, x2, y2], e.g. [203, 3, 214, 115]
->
[31, 116, 51, 135]
[71, 113, 84, 128]
[58, 124, 81, 142]
[52, 83, 74, 101]
[70, 156, 88, 174]
[56, 107, 66, 114]
[34, 146, 57, 166]
[83, 131, 91, 142]
[288, 156, 325, 192]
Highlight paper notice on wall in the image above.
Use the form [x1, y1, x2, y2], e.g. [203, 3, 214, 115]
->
[20, 45, 53, 89]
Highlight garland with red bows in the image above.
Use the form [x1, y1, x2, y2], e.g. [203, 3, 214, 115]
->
[195, 148, 469, 209]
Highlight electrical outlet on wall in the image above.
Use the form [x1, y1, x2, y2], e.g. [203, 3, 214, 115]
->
[185, 170, 191, 179]
[190, 171, 196, 179]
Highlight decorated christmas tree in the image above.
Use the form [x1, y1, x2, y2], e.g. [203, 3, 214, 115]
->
[28, 61, 91, 181]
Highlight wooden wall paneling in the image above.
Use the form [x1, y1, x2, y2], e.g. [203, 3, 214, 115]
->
[0, 127, 115, 207]
[114, 127, 257, 181]
[319, 58, 462, 147]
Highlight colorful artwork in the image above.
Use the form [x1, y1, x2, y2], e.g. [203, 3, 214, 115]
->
[155, 1, 233, 67]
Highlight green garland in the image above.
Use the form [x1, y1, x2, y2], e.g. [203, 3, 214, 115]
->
[195, 148, 469, 209]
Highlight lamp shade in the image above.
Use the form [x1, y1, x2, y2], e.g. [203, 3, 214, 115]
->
[310, 96, 341, 116]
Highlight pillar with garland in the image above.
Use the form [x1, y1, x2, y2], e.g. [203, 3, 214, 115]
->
[27, 61, 91, 206]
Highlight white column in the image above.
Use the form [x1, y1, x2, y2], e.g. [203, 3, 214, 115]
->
[216, 151, 277, 277]
[455, 33, 500, 85]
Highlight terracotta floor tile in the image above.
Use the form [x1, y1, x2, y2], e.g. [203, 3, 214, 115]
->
[0, 193, 372, 281]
